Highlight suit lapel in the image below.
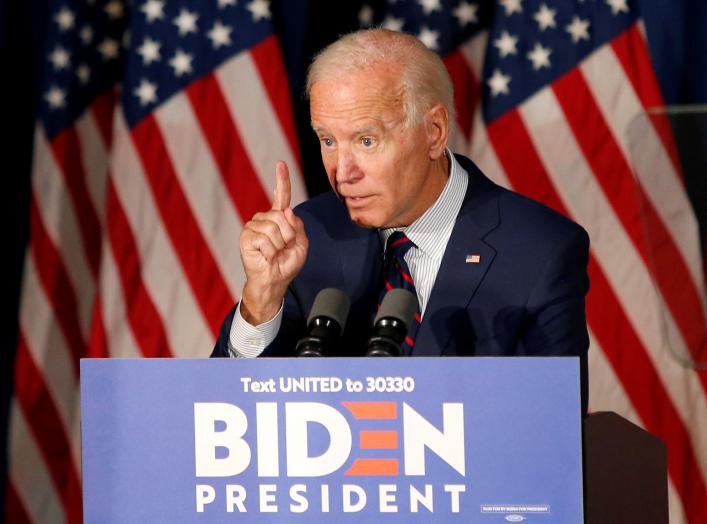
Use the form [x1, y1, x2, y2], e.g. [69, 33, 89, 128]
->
[337, 223, 382, 305]
[414, 160, 500, 356]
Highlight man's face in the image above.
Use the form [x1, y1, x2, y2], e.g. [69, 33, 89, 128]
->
[310, 69, 447, 228]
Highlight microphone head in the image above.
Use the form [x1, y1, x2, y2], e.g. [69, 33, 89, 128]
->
[374, 288, 417, 329]
[307, 288, 351, 329]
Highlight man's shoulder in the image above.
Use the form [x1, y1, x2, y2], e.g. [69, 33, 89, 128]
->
[455, 153, 588, 244]
[498, 184, 585, 237]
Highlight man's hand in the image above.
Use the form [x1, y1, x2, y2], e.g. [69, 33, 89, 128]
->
[239, 161, 308, 325]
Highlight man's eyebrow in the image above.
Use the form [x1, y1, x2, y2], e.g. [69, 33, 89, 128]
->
[354, 124, 382, 134]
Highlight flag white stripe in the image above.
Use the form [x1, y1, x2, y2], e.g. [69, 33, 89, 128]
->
[469, 111, 512, 189]
[459, 31, 487, 80]
[75, 108, 109, 225]
[110, 112, 213, 357]
[154, 94, 245, 301]
[9, 401, 66, 524]
[216, 51, 307, 208]
[18, 257, 79, 457]
[668, 480, 689, 524]
[99, 237, 142, 358]
[519, 87, 707, 482]
[587, 331, 636, 416]
[449, 121, 470, 153]
[581, 47, 707, 308]
[32, 127, 94, 340]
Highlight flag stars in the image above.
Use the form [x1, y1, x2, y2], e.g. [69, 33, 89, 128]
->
[48, 46, 71, 70]
[417, 26, 440, 50]
[45, 86, 66, 109]
[208, 21, 233, 49]
[606, 0, 629, 15]
[358, 4, 374, 27]
[493, 30, 518, 58]
[169, 49, 194, 77]
[134, 79, 158, 106]
[98, 38, 120, 60]
[77, 64, 91, 85]
[382, 15, 404, 32]
[137, 37, 161, 65]
[218, 0, 237, 7]
[453, 1, 479, 26]
[54, 7, 75, 31]
[173, 8, 198, 36]
[533, 3, 557, 31]
[247, 0, 271, 21]
[141, 0, 165, 23]
[500, 0, 522, 16]
[418, 0, 442, 15]
[527, 42, 552, 70]
[487, 69, 510, 96]
[566, 16, 590, 43]
[104, 0, 125, 20]
[79, 25, 93, 45]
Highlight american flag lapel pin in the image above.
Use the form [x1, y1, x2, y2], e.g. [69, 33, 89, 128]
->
[466, 254, 481, 264]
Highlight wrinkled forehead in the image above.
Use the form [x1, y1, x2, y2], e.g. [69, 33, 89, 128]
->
[309, 67, 406, 125]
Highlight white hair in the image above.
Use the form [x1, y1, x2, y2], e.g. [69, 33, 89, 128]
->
[306, 28, 455, 127]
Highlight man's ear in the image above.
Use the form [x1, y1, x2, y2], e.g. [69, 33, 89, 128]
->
[424, 103, 449, 160]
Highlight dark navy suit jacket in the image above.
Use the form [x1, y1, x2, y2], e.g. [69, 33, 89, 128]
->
[212, 155, 590, 411]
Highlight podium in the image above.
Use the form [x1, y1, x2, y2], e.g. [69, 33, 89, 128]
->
[583, 412, 668, 524]
[80, 357, 665, 523]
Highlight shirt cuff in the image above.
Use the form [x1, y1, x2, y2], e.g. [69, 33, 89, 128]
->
[228, 301, 283, 358]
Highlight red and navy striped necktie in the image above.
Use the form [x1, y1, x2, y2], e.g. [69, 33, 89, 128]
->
[380, 231, 421, 354]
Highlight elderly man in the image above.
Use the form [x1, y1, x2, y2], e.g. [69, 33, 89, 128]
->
[211, 29, 589, 409]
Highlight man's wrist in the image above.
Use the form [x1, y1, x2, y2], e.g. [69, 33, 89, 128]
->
[240, 285, 286, 325]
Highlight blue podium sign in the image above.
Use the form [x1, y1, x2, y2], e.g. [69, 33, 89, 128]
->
[80, 357, 583, 523]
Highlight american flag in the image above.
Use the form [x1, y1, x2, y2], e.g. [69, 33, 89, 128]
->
[364, 0, 707, 522]
[6, 0, 305, 521]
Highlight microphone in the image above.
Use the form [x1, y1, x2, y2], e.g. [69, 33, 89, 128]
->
[365, 288, 417, 357]
[295, 288, 350, 357]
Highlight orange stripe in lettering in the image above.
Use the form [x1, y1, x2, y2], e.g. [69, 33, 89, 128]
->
[345, 459, 399, 476]
[341, 402, 397, 419]
[359, 430, 398, 449]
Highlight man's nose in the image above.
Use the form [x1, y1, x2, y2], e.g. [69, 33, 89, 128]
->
[335, 149, 359, 184]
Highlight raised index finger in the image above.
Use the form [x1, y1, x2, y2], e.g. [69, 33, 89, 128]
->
[272, 161, 292, 211]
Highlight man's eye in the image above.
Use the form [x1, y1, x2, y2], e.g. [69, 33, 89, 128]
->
[361, 137, 375, 147]
[322, 138, 334, 147]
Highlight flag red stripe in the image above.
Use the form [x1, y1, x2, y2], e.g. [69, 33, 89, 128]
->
[185, 74, 271, 221]
[444, 49, 478, 141]
[105, 179, 173, 358]
[29, 196, 83, 372]
[90, 90, 117, 148]
[87, 294, 109, 358]
[4, 479, 32, 524]
[50, 129, 102, 277]
[14, 333, 82, 524]
[487, 110, 707, 522]
[130, 115, 234, 335]
[250, 35, 301, 167]
[553, 69, 707, 389]
[611, 25, 682, 177]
